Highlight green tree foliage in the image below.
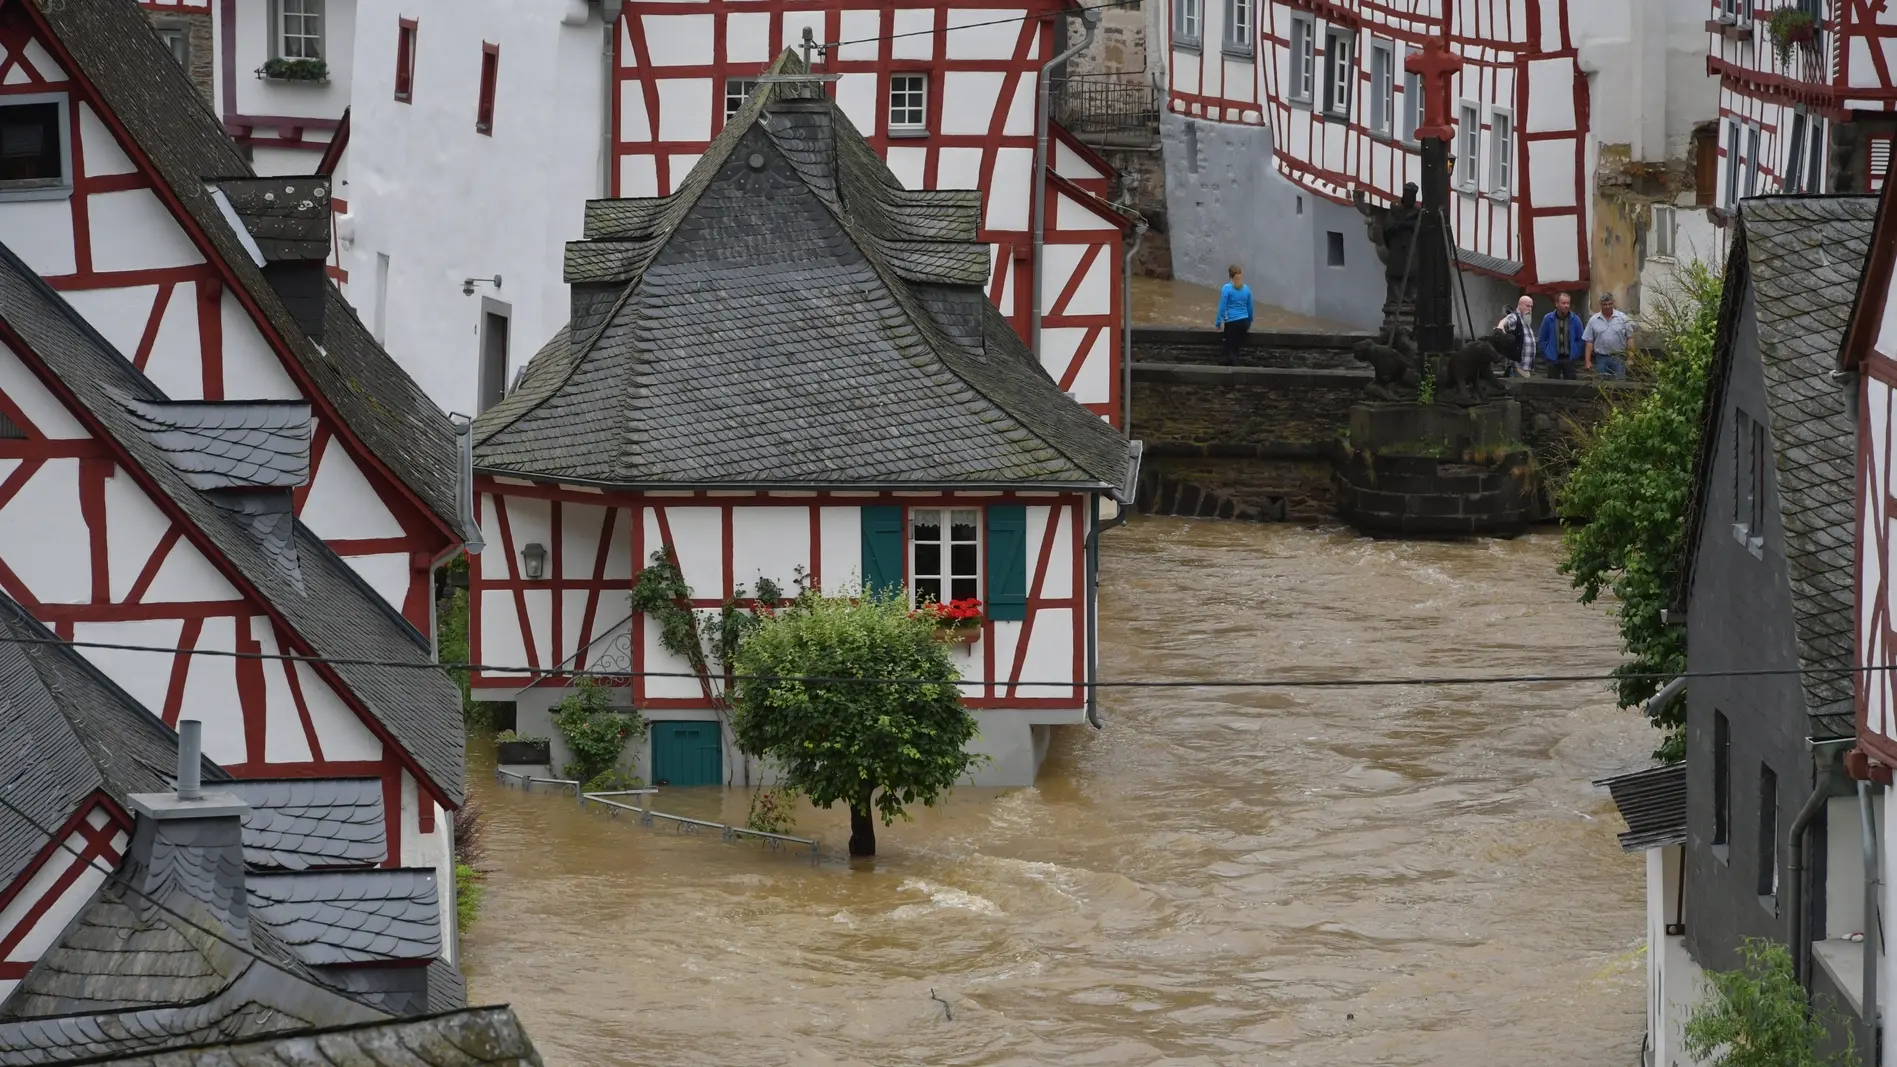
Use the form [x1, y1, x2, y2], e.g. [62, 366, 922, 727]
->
[1683, 939, 1854, 1067]
[729, 589, 981, 856]
[1558, 261, 1721, 762]
[552, 676, 646, 787]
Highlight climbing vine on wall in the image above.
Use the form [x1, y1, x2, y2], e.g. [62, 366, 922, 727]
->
[552, 676, 647, 790]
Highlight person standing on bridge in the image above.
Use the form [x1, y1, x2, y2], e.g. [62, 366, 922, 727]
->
[1214, 264, 1254, 366]
[1583, 292, 1636, 381]
[1538, 292, 1586, 380]
[1496, 294, 1537, 377]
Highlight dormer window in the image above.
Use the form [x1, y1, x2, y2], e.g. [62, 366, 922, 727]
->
[0, 95, 71, 201]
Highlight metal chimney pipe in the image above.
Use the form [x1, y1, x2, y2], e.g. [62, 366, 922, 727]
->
[176, 719, 202, 800]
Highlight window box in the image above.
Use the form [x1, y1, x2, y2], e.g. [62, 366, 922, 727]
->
[257, 57, 329, 82]
[496, 737, 551, 766]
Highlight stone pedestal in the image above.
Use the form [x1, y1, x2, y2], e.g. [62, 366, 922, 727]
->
[1332, 400, 1537, 538]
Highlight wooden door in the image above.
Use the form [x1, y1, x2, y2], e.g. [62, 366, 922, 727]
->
[650, 721, 722, 787]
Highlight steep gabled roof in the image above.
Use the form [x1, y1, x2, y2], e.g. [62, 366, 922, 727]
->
[474, 53, 1133, 494]
[1594, 764, 1688, 852]
[55, 1007, 542, 1067]
[17, 0, 459, 533]
[1682, 195, 1874, 740]
[0, 245, 465, 806]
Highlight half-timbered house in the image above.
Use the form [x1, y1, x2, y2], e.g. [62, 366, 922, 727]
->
[338, 0, 1131, 429]
[1674, 194, 1875, 1060]
[0, 0, 466, 911]
[470, 63, 1139, 788]
[1154, 0, 1723, 327]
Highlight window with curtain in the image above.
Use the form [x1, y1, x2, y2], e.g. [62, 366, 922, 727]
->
[275, 0, 323, 60]
[910, 509, 980, 607]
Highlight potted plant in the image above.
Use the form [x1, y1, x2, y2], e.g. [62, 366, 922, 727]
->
[257, 57, 329, 82]
[494, 730, 551, 767]
[1768, 7, 1816, 64]
[919, 598, 985, 649]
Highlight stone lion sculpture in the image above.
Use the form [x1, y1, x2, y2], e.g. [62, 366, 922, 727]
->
[1436, 330, 1511, 406]
[1352, 332, 1421, 401]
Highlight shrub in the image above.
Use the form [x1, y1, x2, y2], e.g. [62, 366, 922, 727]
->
[553, 676, 646, 784]
[1682, 938, 1854, 1067]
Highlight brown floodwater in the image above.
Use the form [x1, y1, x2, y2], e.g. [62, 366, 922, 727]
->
[462, 519, 1651, 1067]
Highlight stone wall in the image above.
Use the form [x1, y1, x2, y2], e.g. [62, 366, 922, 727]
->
[1100, 145, 1170, 277]
[1135, 326, 1367, 369]
[143, 10, 215, 109]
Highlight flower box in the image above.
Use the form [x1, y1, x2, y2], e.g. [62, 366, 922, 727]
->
[256, 57, 329, 83]
[932, 625, 982, 647]
[496, 738, 551, 766]
[917, 598, 984, 652]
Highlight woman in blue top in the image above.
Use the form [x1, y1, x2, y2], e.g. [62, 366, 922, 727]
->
[1214, 264, 1254, 366]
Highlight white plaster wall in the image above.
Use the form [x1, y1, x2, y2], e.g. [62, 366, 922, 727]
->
[225, 0, 354, 172]
[398, 770, 455, 964]
[345, 0, 608, 416]
[1884, 795, 1897, 1067]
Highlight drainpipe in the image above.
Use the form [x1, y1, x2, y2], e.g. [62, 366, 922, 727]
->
[1120, 216, 1148, 438]
[1030, 8, 1100, 363]
[1860, 780, 1881, 1063]
[1791, 760, 1836, 989]
[599, 0, 623, 199]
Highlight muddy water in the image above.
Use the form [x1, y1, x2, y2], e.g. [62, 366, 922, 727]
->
[1130, 276, 1358, 333]
[463, 519, 1652, 1067]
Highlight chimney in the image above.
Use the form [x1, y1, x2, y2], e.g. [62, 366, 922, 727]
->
[123, 718, 254, 938]
[208, 178, 334, 342]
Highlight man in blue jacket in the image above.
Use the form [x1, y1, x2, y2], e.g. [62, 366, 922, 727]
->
[1538, 292, 1586, 380]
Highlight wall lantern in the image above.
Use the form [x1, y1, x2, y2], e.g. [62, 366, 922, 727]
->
[520, 542, 548, 581]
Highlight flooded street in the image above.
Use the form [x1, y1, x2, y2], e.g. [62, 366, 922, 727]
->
[463, 519, 1651, 1066]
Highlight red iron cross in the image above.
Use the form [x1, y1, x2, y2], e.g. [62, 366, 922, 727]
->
[1405, 36, 1464, 142]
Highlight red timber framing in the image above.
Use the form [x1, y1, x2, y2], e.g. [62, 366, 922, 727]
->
[470, 482, 1089, 709]
[1168, 0, 1589, 291]
[610, 0, 1129, 412]
[1850, 178, 1897, 765]
[0, 795, 129, 982]
[0, 322, 455, 855]
[0, 3, 454, 630]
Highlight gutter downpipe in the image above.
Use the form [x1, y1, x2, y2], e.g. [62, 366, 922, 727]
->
[599, 0, 623, 199]
[1791, 749, 1838, 990]
[1861, 780, 1881, 1064]
[1084, 494, 1125, 729]
[1030, 8, 1100, 363]
[1120, 216, 1148, 438]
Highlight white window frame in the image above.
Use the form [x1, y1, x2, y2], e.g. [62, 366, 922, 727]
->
[1369, 40, 1394, 137]
[724, 78, 759, 120]
[1222, 0, 1252, 55]
[888, 73, 927, 134]
[1457, 101, 1480, 192]
[1174, 0, 1203, 48]
[1724, 118, 1743, 210]
[1488, 107, 1513, 198]
[1806, 116, 1827, 192]
[1650, 203, 1677, 261]
[909, 508, 981, 608]
[1744, 122, 1761, 198]
[0, 92, 73, 203]
[272, 0, 324, 61]
[1323, 27, 1353, 119]
[1401, 48, 1420, 143]
[1287, 15, 1315, 105]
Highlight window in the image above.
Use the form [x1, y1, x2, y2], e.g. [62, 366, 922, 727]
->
[1874, 135, 1893, 193]
[1322, 27, 1353, 118]
[1458, 102, 1480, 191]
[1806, 116, 1826, 192]
[1174, 0, 1202, 47]
[1489, 108, 1513, 196]
[889, 73, 927, 132]
[724, 78, 760, 119]
[910, 508, 979, 606]
[1786, 112, 1807, 193]
[1712, 711, 1731, 855]
[372, 253, 390, 343]
[1287, 16, 1315, 104]
[1733, 407, 1766, 552]
[0, 95, 70, 199]
[155, 26, 190, 69]
[0, 411, 20, 439]
[1744, 123, 1761, 198]
[1223, 0, 1251, 54]
[274, 0, 324, 61]
[475, 43, 498, 135]
[1723, 119, 1742, 210]
[1694, 124, 1718, 206]
[1758, 763, 1779, 904]
[477, 303, 510, 413]
[1369, 41, 1394, 136]
[1326, 231, 1345, 267]
[1401, 49, 1420, 142]
[1720, 0, 1744, 20]
[1650, 204, 1676, 260]
[394, 19, 417, 103]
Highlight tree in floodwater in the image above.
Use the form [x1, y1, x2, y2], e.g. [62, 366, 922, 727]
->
[1558, 260, 1721, 763]
[729, 588, 980, 857]
[1682, 938, 1854, 1067]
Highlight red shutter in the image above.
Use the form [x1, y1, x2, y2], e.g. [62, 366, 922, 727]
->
[394, 19, 416, 102]
[476, 42, 499, 134]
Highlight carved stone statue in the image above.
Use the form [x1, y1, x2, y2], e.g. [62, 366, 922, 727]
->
[1353, 331, 1422, 402]
[1436, 330, 1511, 406]
[1360, 183, 1422, 321]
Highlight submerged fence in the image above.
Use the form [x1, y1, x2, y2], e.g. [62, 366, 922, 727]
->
[494, 767, 821, 864]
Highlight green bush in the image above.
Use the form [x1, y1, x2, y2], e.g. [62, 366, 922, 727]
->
[455, 861, 484, 935]
[1683, 938, 1854, 1067]
[730, 588, 980, 856]
[553, 677, 646, 784]
[1559, 261, 1720, 762]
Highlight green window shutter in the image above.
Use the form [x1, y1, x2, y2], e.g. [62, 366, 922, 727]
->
[860, 506, 904, 597]
[986, 505, 1027, 621]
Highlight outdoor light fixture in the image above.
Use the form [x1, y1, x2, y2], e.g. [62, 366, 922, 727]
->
[520, 542, 547, 581]
[462, 274, 503, 296]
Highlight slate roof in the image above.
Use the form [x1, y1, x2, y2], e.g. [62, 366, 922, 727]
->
[0, 244, 465, 805]
[0, 596, 226, 896]
[218, 780, 386, 871]
[64, 1007, 544, 1067]
[120, 399, 312, 491]
[1734, 197, 1871, 739]
[210, 178, 332, 263]
[246, 869, 440, 966]
[475, 53, 1134, 494]
[1594, 764, 1688, 852]
[22, 0, 459, 530]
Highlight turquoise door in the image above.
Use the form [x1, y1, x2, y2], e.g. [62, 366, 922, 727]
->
[650, 721, 723, 787]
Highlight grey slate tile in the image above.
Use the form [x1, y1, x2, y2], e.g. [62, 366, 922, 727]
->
[120, 398, 312, 490]
[245, 869, 440, 965]
[210, 178, 332, 263]
[54, 1006, 543, 1067]
[220, 779, 387, 871]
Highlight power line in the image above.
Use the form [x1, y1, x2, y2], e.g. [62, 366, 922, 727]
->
[817, 0, 1142, 51]
[0, 629, 1888, 691]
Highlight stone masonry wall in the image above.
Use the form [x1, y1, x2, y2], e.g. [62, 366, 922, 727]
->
[144, 10, 215, 109]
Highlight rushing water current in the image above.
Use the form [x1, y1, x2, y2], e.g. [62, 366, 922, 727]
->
[463, 519, 1653, 1066]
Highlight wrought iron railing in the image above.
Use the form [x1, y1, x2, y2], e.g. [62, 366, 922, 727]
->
[495, 768, 822, 864]
[1052, 75, 1160, 142]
